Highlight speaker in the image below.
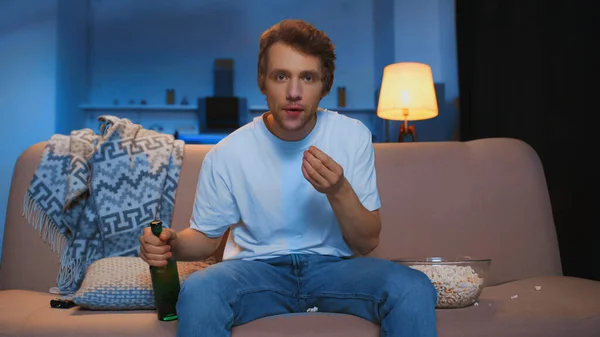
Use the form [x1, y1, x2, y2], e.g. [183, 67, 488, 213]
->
[213, 59, 234, 97]
[197, 97, 249, 134]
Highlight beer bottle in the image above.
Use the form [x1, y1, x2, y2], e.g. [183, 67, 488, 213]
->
[149, 220, 181, 321]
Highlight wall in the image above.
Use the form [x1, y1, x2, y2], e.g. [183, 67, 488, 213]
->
[372, 0, 396, 142]
[84, 0, 376, 135]
[389, 0, 459, 142]
[0, 0, 90, 262]
[0, 0, 59, 260]
[55, 0, 90, 135]
[83, 0, 458, 141]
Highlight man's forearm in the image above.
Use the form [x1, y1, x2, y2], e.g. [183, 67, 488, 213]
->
[327, 177, 381, 255]
[170, 228, 222, 261]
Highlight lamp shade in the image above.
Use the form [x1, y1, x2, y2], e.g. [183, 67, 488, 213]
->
[376, 62, 438, 121]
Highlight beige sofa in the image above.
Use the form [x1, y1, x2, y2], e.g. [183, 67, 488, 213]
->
[1, 137, 599, 337]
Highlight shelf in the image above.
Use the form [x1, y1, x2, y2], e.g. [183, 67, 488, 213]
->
[249, 106, 376, 113]
[79, 104, 375, 114]
[79, 104, 197, 111]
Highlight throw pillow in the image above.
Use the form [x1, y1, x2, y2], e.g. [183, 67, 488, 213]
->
[72, 256, 216, 310]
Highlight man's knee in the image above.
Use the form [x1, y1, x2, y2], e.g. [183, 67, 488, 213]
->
[181, 268, 217, 293]
[387, 264, 438, 305]
[178, 264, 232, 308]
[408, 268, 437, 304]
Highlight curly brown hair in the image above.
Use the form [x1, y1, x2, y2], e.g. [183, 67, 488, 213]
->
[257, 19, 336, 96]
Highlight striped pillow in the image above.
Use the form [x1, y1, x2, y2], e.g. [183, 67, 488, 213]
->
[72, 256, 215, 310]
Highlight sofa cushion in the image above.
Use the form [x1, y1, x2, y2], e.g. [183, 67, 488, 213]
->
[71, 257, 214, 310]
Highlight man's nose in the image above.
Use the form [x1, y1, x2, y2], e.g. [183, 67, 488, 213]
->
[286, 79, 302, 101]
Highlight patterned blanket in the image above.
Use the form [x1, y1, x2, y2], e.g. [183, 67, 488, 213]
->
[23, 116, 184, 295]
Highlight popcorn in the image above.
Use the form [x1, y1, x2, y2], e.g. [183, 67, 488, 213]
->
[408, 264, 484, 308]
[306, 306, 318, 313]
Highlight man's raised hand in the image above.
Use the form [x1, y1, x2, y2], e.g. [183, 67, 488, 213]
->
[302, 146, 346, 195]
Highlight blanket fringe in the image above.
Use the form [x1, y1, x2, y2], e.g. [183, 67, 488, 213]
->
[56, 254, 86, 295]
[22, 191, 86, 295]
[22, 191, 67, 258]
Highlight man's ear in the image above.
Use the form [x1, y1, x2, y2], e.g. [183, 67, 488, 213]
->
[259, 77, 267, 95]
[321, 81, 331, 98]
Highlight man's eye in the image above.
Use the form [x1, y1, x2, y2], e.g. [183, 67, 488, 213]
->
[304, 75, 313, 81]
[277, 74, 286, 80]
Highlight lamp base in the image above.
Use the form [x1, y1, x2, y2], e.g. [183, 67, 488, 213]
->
[398, 124, 417, 142]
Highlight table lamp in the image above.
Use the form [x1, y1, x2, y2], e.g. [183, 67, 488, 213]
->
[377, 62, 438, 142]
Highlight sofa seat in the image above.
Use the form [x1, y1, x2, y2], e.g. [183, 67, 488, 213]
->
[2, 275, 599, 337]
[0, 290, 379, 337]
[437, 275, 600, 337]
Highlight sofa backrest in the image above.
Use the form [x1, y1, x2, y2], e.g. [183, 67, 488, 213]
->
[0, 137, 563, 293]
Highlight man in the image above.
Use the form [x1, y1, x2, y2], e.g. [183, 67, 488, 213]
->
[140, 19, 438, 336]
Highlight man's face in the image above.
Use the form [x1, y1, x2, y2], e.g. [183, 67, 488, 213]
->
[262, 42, 324, 141]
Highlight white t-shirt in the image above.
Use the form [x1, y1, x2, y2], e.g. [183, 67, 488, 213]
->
[190, 108, 381, 261]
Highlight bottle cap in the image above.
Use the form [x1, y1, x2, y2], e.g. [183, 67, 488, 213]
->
[150, 220, 163, 237]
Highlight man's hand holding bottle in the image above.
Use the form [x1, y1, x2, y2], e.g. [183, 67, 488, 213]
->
[139, 227, 177, 267]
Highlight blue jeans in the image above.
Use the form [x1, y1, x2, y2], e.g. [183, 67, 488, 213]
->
[175, 254, 438, 336]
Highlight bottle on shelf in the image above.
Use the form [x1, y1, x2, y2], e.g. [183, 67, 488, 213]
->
[337, 86, 346, 107]
[166, 89, 175, 105]
[149, 219, 181, 321]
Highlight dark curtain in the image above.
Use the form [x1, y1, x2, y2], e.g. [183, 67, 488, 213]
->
[455, 0, 599, 281]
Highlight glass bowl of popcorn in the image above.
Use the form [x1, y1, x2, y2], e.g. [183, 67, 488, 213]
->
[395, 256, 491, 309]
